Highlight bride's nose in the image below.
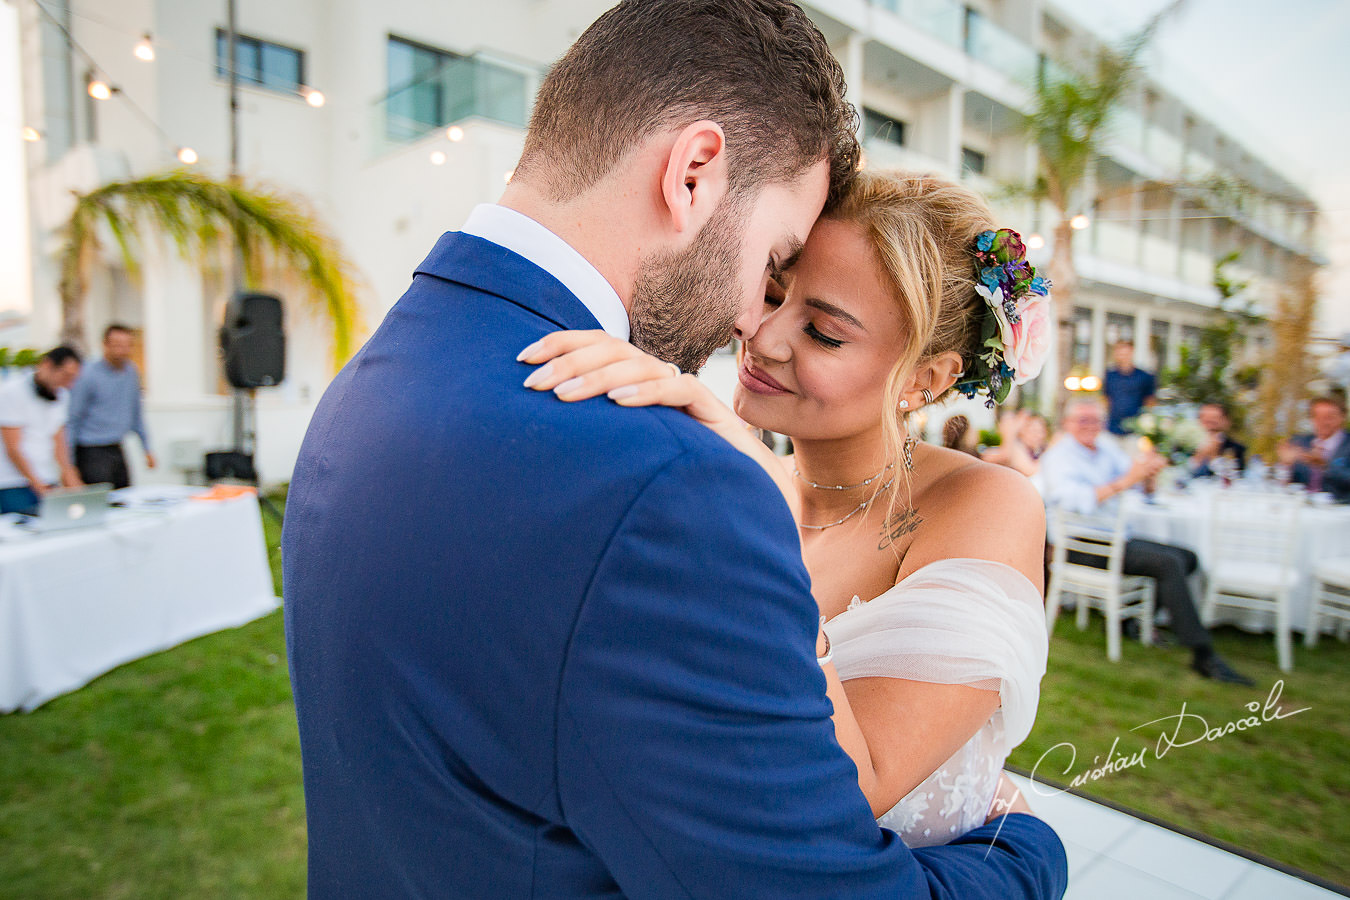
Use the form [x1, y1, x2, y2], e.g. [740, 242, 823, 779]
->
[745, 312, 791, 364]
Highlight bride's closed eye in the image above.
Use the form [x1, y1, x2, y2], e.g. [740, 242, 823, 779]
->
[762, 284, 847, 350]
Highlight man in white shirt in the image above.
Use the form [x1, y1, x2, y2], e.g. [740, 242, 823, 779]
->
[0, 346, 84, 513]
[1039, 397, 1253, 684]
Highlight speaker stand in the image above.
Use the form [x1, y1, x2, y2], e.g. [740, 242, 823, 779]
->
[230, 388, 282, 525]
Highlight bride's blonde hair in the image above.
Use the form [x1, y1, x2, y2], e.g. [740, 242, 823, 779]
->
[826, 169, 998, 479]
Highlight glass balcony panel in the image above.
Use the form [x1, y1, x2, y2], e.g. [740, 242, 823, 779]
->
[1092, 220, 1140, 268]
[905, 0, 964, 48]
[1181, 248, 1213, 287]
[1140, 232, 1180, 278]
[965, 14, 1037, 82]
[1145, 125, 1185, 172]
[1109, 108, 1147, 156]
[378, 54, 530, 148]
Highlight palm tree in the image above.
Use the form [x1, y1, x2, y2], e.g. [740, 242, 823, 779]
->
[1019, 3, 1181, 408]
[58, 170, 362, 370]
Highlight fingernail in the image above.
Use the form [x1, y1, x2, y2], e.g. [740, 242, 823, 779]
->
[608, 385, 639, 400]
[516, 340, 543, 362]
[523, 363, 553, 388]
[554, 377, 584, 396]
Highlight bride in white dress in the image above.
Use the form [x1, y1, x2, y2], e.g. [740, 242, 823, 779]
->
[520, 170, 1051, 846]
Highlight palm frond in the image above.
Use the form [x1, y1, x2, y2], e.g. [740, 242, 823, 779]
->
[58, 170, 363, 371]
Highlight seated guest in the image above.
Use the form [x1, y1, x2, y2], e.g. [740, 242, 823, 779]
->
[0, 346, 84, 514]
[983, 409, 1049, 477]
[1039, 398, 1253, 684]
[941, 414, 979, 456]
[1278, 395, 1350, 501]
[1187, 402, 1246, 477]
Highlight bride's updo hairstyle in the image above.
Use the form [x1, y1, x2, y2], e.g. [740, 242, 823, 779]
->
[826, 169, 997, 470]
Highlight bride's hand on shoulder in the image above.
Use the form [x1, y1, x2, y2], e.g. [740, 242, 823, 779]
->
[518, 332, 793, 502]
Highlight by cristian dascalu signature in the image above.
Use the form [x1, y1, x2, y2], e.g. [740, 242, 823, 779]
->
[1028, 679, 1310, 794]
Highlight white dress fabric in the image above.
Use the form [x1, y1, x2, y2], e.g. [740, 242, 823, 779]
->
[822, 558, 1048, 847]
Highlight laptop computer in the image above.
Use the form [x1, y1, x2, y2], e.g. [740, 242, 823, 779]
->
[28, 484, 113, 533]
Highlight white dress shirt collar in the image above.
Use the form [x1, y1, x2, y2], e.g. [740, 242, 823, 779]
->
[461, 203, 630, 341]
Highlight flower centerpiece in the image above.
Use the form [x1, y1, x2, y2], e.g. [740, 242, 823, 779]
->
[955, 228, 1052, 407]
[1125, 406, 1206, 464]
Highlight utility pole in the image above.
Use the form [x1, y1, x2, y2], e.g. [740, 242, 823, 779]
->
[225, 0, 250, 458]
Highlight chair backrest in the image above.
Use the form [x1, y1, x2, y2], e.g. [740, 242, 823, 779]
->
[1207, 492, 1302, 569]
[1051, 505, 1130, 576]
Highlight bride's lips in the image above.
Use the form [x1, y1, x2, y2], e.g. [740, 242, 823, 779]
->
[738, 360, 791, 395]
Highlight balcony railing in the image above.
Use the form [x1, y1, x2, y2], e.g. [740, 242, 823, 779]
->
[872, 0, 964, 48]
[376, 53, 533, 148]
[964, 13, 1037, 83]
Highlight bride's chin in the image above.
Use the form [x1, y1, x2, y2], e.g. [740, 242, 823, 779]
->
[732, 390, 782, 434]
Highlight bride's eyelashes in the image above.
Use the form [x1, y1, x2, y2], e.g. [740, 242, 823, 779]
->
[761, 292, 847, 349]
[805, 323, 845, 349]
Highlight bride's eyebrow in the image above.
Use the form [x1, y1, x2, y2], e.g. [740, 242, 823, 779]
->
[806, 297, 866, 331]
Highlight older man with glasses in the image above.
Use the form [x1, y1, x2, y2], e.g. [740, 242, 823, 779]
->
[1038, 398, 1253, 685]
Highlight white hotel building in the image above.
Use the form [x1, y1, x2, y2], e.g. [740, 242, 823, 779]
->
[13, 0, 1324, 483]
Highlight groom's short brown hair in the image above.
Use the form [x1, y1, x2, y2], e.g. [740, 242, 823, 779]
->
[516, 0, 859, 210]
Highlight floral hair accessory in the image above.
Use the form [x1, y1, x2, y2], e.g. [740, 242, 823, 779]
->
[955, 228, 1052, 407]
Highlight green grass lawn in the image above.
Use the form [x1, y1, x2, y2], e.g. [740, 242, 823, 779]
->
[1, 501, 1347, 897]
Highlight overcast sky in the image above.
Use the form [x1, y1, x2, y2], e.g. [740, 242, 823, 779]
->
[2, 1, 1347, 331]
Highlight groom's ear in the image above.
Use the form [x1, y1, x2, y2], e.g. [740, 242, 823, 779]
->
[660, 121, 729, 236]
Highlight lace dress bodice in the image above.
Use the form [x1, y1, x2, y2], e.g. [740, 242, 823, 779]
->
[822, 558, 1048, 847]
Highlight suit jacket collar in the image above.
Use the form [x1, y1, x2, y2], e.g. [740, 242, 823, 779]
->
[414, 231, 605, 333]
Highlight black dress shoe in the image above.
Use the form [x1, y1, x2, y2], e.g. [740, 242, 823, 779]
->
[1192, 653, 1255, 686]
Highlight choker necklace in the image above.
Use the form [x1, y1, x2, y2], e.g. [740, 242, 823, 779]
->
[798, 476, 896, 531]
[794, 461, 894, 491]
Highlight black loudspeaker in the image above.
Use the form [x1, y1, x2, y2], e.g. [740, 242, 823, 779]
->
[220, 292, 285, 388]
[204, 450, 258, 482]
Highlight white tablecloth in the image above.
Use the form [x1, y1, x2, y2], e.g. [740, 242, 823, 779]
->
[1123, 486, 1350, 633]
[0, 487, 279, 712]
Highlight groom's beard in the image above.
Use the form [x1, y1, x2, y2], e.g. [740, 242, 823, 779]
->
[629, 198, 745, 375]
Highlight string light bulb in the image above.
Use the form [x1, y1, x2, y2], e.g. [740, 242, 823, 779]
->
[87, 79, 113, 100]
[21, 126, 42, 142]
[446, 126, 464, 142]
[1064, 375, 1082, 391]
[429, 150, 447, 166]
[177, 146, 198, 165]
[1069, 214, 1091, 230]
[301, 87, 325, 108]
[1027, 233, 1045, 250]
[134, 33, 155, 62]
[1080, 375, 1102, 392]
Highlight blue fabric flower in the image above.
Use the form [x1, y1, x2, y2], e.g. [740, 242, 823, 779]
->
[980, 266, 1004, 293]
[976, 231, 995, 252]
[1029, 275, 1050, 295]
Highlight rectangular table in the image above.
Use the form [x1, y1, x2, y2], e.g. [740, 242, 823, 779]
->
[0, 487, 279, 712]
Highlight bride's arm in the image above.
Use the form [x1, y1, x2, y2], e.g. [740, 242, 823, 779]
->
[824, 463, 1047, 817]
[519, 330, 799, 520]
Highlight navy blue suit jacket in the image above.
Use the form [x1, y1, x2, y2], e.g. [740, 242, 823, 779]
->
[283, 231, 1068, 898]
[1291, 431, 1350, 501]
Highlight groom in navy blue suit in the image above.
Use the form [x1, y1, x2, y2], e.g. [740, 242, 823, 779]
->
[284, 2, 1067, 897]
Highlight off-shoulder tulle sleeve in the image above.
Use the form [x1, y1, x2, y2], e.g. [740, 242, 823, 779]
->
[823, 558, 1048, 752]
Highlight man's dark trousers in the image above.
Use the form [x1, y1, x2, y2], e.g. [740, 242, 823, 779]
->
[75, 443, 129, 489]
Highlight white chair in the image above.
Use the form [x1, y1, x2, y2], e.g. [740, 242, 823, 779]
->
[1201, 493, 1302, 672]
[1045, 505, 1155, 662]
[1307, 558, 1350, 646]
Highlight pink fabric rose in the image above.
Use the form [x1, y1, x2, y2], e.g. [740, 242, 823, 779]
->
[1005, 294, 1052, 384]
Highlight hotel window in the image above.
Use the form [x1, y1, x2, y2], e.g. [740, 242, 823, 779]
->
[215, 30, 304, 93]
[385, 36, 529, 140]
[961, 147, 987, 176]
[1070, 307, 1092, 368]
[862, 107, 906, 147]
[1105, 313, 1135, 349]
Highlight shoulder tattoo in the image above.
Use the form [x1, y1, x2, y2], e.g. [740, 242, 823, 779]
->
[878, 507, 923, 551]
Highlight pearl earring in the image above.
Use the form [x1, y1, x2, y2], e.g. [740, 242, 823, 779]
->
[899, 398, 910, 409]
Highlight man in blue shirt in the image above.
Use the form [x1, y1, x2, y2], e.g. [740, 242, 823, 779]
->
[68, 324, 155, 489]
[1103, 340, 1156, 435]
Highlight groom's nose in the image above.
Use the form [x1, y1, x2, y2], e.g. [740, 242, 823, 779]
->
[732, 297, 764, 343]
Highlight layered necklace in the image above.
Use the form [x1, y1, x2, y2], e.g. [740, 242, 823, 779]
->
[793, 438, 917, 532]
